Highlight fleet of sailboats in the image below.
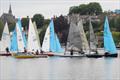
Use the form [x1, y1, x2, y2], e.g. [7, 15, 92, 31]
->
[0, 16, 118, 58]
[11, 18, 47, 58]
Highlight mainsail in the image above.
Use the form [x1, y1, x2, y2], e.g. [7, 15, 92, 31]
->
[104, 16, 117, 54]
[0, 22, 10, 52]
[42, 19, 63, 53]
[42, 25, 50, 52]
[27, 19, 41, 52]
[89, 18, 97, 52]
[33, 22, 41, 49]
[66, 21, 82, 51]
[10, 19, 26, 52]
[78, 20, 89, 53]
[16, 20, 26, 52]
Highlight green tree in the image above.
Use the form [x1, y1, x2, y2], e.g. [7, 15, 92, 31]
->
[115, 16, 120, 31]
[21, 16, 29, 30]
[0, 19, 4, 39]
[78, 4, 88, 15]
[69, 6, 79, 14]
[32, 14, 44, 29]
[69, 2, 102, 15]
[54, 15, 69, 43]
[87, 2, 102, 15]
[8, 22, 15, 32]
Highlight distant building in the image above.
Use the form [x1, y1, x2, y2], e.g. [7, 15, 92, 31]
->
[115, 9, 120, 14]
[0, 4, 16, 24]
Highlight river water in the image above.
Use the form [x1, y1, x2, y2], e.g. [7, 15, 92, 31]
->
[0, 53, 120, 80]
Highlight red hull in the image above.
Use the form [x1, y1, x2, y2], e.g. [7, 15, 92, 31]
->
[43, 52, 54, 56]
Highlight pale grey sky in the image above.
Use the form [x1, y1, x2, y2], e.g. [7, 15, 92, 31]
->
[0, 0, 120, 18]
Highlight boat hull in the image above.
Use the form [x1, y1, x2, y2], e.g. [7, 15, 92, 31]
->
[104, 52, 118, 57]
[12, 53, 48, 58]
[86, 54, 103, 58]
[43, 52, 54, 56]
[58, 55, 86, 57]
[0, 53, 11, 56]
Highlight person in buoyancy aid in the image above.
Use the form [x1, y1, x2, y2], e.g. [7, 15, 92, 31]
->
[70, 49, 73, 56]
[6, 47, 9, 54]
[79, 48, 84, 54]
[40, 49, 43, 54]
[24, 47, 27, 53]
[36, 50, 39, 55]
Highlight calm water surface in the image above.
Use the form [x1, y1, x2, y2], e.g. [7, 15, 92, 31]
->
[0, 54, 120, 80]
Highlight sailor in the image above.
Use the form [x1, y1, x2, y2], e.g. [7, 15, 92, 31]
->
[40, 49, 43, 54]
[32, 49, 35, 54]
[24, 47, 27, 53]
[95, 50, 98, 54]
[36, 50, 39, 55]
[6, 47, 9, 53]
[70, 49, 73, 55]
[79, 49, 84, 54]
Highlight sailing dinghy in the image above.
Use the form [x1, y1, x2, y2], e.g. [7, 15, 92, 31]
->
[86, 18, 103, 58]
[0, 22, 11, 56]
[103, 16, 118, 57]
[62, 20, 87, 57]
[11, 19, 47, 58]
[42, 18, 64, 56]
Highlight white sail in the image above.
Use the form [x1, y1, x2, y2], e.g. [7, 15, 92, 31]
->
[27, 19, 41, 52]
[33, 22, 41, 49]
[42, 26, 50, 52]
[78, 20, 89, 53]
[0, 22, 10, 53]
[16, 22, 25, 52]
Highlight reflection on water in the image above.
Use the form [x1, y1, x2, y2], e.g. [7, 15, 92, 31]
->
[0, 56, 120, 80]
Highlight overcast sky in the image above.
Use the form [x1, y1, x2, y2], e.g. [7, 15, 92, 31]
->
[0, 0, 120, 18]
